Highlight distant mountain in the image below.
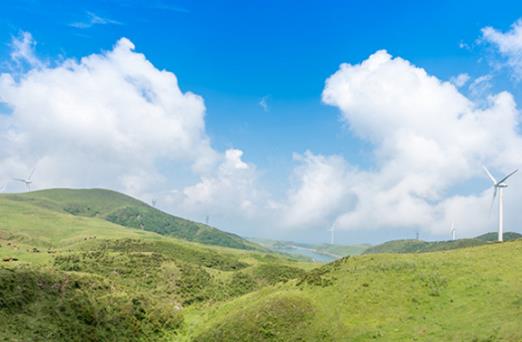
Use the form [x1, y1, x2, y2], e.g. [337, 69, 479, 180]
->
[247, 237, 370, 261]
[3, 188, 261, 251]
[363, 232, 522, 255]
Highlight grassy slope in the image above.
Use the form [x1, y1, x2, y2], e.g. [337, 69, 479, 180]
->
[189, 241, 522, 341]
[363, 232, 522, 255]
[0, 195, 313, 340]
[2, 188, 261, 251]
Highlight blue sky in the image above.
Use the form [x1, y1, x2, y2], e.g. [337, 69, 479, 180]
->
[2, 1, 522, 244]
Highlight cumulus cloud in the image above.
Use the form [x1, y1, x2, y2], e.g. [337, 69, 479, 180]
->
[482, 19, 522, 79]
[318, 49, 522, 235]
[282, 151, 354, 228]
[0, 34, 219, 197]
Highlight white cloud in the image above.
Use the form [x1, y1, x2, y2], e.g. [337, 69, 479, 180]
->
[468, 74, 493, 99]
[0, 35, 219, 196]
[450, 73, 470, 88]
[318, 49, 522, 236]
[168, 148, 267, 229]
[9, 32, 43, 68]
[482, 19, 522, 79]
[70, 11, 122, 29]
[282, 151, 354, 228]
[259, 96, 269, 112]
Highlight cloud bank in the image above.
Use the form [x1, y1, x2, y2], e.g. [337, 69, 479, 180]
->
[2, 26, 522, 240]
[318, 49, 522, 235]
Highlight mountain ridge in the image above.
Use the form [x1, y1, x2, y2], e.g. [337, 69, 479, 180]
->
[1, 188, 261, 251]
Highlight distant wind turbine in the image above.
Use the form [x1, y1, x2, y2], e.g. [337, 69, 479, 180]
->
[151, 199, 157, 207]
[328, 223, 336, 245]
[483, 166, 518, 242]
[13, 167, 36, 191]
[450, 222, 456, 241]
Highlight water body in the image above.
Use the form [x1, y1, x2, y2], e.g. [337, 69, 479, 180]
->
[274, 245, 338, 263]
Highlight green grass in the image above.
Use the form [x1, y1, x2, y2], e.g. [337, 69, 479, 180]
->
[2, 188, 522, 341]
[363, 232, 522, 255]
[0, 190, 313, 340]
[2, 189, 262, 251]
[189, 241, 522, 341]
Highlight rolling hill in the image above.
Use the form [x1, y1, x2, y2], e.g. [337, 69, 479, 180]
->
[362, 232, 522, 255]
[188, 240, 522, 341]
[1, 188, 260, 251]
[0, 193, 312, 340]
[2, 190, 522, 340]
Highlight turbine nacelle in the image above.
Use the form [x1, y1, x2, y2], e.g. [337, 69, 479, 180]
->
[13, 167, 36, 191]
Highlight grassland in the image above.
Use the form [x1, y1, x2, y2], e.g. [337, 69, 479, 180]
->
[0, 190, 312, 341]
[189, 240, 522, 341]
[363, 232, 522, 255]
[2, 189, 260, 251]
[2, 189, 522, 341]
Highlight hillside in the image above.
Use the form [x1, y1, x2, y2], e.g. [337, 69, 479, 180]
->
[1, 189, 260, 251]
[0, 195, 313, 340]
[363, 232, 522, 255]
[2, 193, 522, 340]
[188, 240, 522, 341]
[248, 237, 370, 262]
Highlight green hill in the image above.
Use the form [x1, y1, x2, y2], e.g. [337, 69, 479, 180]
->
[2, 188, 260, 251]
[0, 194, 312, 340]
[189, 240, 522, 341]
[362, 232, 522, 255]
[3, 191, 522, 340]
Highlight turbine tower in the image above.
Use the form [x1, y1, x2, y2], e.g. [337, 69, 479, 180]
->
[13, 167, 36, 191]
[483, 166, 518, 242]
[450, 222, 456, 241]
[328, 223, 335, 245]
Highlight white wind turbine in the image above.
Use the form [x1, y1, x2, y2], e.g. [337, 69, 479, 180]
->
[328, 222, 336, 245]
[483, 166, 518, 242]
[13, 167, 36, 191]
[450, 222, 456, 241]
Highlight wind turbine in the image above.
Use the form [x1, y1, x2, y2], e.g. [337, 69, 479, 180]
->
[13, 167, 36, 191]
[483, 166, 518, 242]
[450, 222, 456, 241]
[328, 223, 336, 245]
[151, 199, 157, 207]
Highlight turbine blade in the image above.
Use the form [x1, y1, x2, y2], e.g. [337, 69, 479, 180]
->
[28, 167, 36, 181]
[483, 166, 497, 185]
[12, 178, 25, 182]
[497, 169, 518, 185]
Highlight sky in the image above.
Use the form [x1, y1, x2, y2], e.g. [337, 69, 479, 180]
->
[2, 0, 522, 244]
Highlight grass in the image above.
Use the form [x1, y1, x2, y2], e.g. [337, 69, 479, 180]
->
[2, 189, 262, 251]
[0, 189, 314, 340]
[363, 232, 522, 255]
[2, 188, 522, 340]
[187, 241, 522, 341]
